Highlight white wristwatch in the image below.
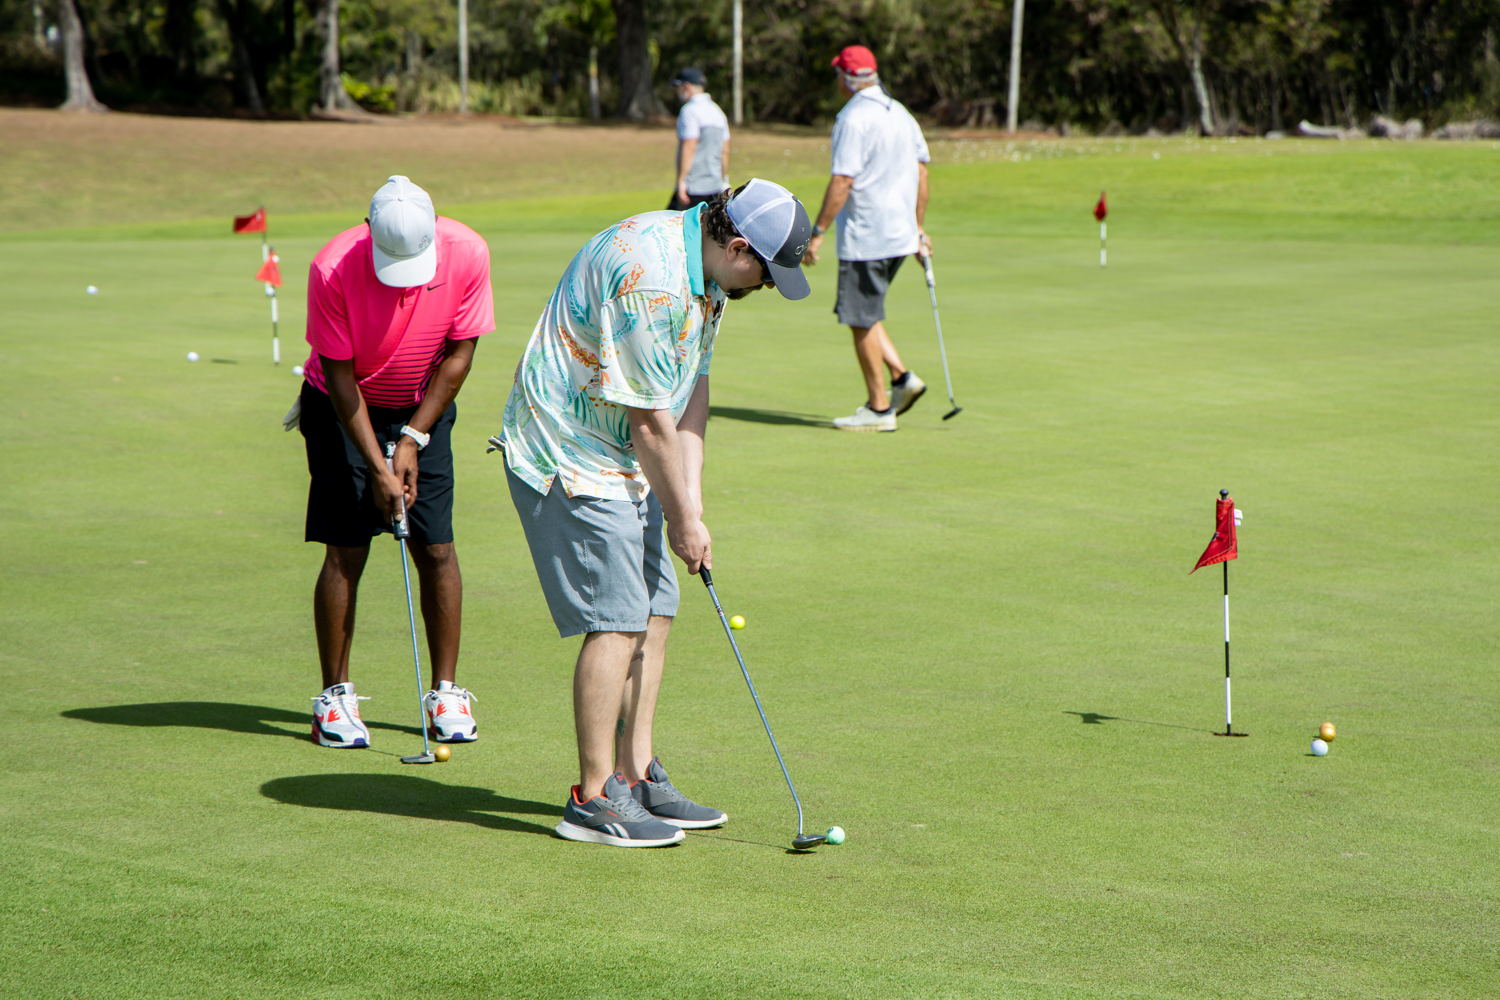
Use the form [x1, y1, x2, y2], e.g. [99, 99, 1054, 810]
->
[399, 425, 430, 450]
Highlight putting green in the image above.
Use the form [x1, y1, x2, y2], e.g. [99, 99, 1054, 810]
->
[2, 114, 1497, 999]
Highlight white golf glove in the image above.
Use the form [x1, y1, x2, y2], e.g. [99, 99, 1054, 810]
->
[282, 395, 302, 432]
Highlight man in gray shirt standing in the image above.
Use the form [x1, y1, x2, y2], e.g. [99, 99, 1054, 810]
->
[669, 67, 731, 210]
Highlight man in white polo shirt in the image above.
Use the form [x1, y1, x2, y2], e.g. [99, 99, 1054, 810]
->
[668, 67, 731, 210]
[802, 44, 932, 433]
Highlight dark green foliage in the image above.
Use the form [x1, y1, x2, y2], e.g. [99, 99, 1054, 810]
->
[3, 0, 1497, 127]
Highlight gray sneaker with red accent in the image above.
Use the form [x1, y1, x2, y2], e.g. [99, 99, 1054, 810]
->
[555, 773, 685, 847]
[631, 758, 727, 829]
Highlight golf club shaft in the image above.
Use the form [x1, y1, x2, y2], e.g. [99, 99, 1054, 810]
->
[396, 535, 431, 756]
[918, 254, 960, 412]
[698, 568, 806, 837]
[387, 443, 431, 758]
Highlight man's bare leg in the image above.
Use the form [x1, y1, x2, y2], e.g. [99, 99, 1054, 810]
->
[574, 630, 643, 798]
[616, 615, 672, 782]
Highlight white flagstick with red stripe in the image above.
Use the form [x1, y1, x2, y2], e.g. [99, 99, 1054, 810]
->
[1094, 191, 1108, 267]
[254, 249, 284, 365]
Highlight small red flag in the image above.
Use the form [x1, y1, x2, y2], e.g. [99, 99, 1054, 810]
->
[233, 208, 267, 233]
[1191, 494, 1238, 573]
[254, 253, 282, 286]
[1093, 191, 1108, 222]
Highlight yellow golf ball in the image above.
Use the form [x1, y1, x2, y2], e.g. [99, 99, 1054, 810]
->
[1319, 721, 1336, 742]
[729, 615, 746, 630]
[433, 744, 452, 762]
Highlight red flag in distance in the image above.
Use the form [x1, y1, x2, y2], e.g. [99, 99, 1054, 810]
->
[254, 253, 282, 287]
[233, 208, 267, 233]
[1191, 494, 1238, 573]
[1093, 191, 1108, 222]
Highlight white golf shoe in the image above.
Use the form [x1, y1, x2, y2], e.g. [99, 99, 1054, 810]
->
[832, 404, 897, 432]
[423, 682, 478, 743]
[311, 682, 371, 748]
[889, 371, 927, 415]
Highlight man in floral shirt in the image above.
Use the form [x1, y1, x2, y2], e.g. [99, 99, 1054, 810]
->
[495, 179, 811, 847]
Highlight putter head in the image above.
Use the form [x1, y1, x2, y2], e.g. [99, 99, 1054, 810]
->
[400, 753, 437, 764]
[942, 407, 962, 420]
[791, 833, 827, 851]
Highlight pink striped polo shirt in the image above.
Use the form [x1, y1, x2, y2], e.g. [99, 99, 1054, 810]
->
[302, 217, 494, 409]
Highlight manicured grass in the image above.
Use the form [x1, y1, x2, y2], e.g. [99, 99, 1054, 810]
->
[1, 115, 1497, 999]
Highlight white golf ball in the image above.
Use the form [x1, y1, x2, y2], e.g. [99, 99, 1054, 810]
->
[186, 351, 200, 363]
[86, 284, 98, 295]
[1310, 738, 1329, 756]
[292, 365, 304, 377]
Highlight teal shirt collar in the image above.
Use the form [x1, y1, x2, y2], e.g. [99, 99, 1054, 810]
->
[683, 202, 707, 296]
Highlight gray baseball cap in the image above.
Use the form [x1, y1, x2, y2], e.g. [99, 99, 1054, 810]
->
[369, 175, 437, 287]
[726, 178, 812, 301]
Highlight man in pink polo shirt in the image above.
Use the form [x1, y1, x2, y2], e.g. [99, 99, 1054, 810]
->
[297, 175, 494, 750]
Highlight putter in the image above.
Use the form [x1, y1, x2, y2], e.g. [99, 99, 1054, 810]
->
[917, 253, 962, 420]
[697, 567, 826, 851]
[387, 442, 436, 765]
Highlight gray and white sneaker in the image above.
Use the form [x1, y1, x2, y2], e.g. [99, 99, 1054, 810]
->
[889, 372, 927, 415]
[631, 758, 727, 829]
[556, 773, 686, 847]
[832, 404, 897, 432]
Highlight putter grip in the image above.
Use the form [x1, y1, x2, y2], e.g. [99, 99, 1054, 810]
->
[697, 566, 714, 586]
[385, 440, 411, 539]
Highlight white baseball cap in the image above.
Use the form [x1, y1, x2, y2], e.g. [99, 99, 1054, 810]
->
[725, 178, 812, 301]
[369, 175, 437, 287]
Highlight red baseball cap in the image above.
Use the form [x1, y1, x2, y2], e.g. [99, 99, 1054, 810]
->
[831, 45, 878, 77]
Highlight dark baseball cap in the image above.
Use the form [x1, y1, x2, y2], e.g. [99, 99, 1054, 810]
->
[672, 67, 707, 87]
[726, 179, 812, 301]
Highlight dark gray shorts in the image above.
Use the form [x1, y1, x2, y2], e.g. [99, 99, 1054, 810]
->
[506, 466, 680, 638]
[835, 255, 907, 327]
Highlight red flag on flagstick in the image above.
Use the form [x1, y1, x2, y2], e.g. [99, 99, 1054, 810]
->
[233, 208, 267, 233]
[1093, 191, 1108, 222]
[254, 252, 282, 287]
[1191, 493, 1238, 573]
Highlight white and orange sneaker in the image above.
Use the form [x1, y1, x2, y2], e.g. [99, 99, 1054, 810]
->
[423, 682, 478, 743]
[311, 683, 371, 748]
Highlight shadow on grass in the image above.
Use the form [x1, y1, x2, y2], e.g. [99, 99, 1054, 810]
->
[709, 405, 829, 428]
[687, 829, 830, 856]
[1064, 710, 1207, 732]
[261, 773, 556, 837]
[60, 701, 419, 741]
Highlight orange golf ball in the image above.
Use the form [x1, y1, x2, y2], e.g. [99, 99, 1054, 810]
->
[1318, 722, 1336, 742]
[433, 744, 452, 762]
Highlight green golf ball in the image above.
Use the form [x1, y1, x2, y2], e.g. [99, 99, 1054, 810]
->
[825, 825, 845, 845]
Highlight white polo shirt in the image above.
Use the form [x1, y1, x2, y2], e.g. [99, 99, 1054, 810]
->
[829, 86, 930, 261]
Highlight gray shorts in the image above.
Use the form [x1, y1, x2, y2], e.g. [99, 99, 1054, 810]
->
[835, 256, 907, 327]
[506, 466, 680, 638]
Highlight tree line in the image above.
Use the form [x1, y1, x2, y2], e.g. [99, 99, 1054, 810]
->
[4, 1, 1498, 133]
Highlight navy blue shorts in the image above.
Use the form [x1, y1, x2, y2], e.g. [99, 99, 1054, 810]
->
[298, 381, 457, 547]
